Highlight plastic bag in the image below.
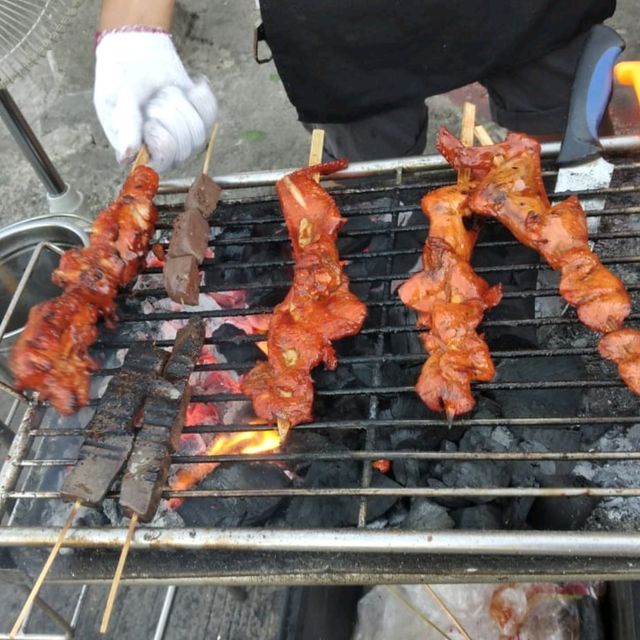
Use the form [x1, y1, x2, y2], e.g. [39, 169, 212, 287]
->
[353, 582, 602, 640]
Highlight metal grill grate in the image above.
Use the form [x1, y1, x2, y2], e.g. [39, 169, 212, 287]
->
[1, 137, 640, 585]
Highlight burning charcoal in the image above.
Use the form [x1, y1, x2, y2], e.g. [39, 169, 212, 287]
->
[184, 174, 221, 218]
[211, 324, 263, 364]
[167, 208, 210, 263]
[163, 255, 200, 306]
[177, 462, 290, 527]
[163, 317, 206, 382]
[502, 496, 536, 529]
[452, 504, 503, 530]
[440, 460, 510, 505]
[119, 379, 190, 521]
[61, 343, 169, 506]
[402, 499, 454, 530]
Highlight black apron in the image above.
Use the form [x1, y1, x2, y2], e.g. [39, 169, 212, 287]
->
[260, 0, 616, 123]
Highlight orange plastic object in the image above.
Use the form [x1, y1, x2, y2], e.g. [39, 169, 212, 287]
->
[615, 61, 640, 106]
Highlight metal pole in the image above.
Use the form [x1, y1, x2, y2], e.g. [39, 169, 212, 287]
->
[0, 89, 66, 196]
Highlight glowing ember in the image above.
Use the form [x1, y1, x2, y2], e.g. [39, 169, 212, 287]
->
[168, 429, 280, 509]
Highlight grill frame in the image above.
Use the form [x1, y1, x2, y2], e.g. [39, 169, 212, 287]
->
[1, 135, 640, 585]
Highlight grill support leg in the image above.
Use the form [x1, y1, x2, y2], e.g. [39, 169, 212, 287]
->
[0, 89, 83, 215]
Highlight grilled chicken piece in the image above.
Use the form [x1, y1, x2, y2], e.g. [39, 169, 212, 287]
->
[10, 165, 160, 414]
[398, 186, 501, 417]
[241, 160, 367, 432]
[417, 302, 496, 416]
[10, 293, 99, 414]
[598, 328, 640, 394]
[52, 244, 124, 325]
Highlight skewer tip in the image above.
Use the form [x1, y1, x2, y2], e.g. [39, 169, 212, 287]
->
[276, 418, 291, 443]
[445, 408, 455, 429]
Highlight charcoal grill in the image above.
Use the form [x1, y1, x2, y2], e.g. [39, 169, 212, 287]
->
[1, 136, 640, 590]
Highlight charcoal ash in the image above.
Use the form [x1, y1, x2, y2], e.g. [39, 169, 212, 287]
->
[177, 462, 290, 527]
[585, 497, 640, 531]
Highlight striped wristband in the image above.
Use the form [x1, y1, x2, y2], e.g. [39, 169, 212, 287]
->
[95, 25, 171, 48]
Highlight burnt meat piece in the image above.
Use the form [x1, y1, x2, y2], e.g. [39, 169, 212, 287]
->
[119, 319, 204, 520]
[184, 174, 221, 218]
[61, 343, 168, 506]
[163, 255, 200, 305]
[167, 208, 210, 263]
[163, 317, 206, 382]
[119, 379, 190, 521]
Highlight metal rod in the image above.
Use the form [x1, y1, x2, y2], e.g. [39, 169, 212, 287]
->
[158, 134, 640, 191]
[0, 89, 66, 196]
[152, 586, 177, 640]
[9, 486, 640, 501]
[18, 449, 640, 468]
[3, 527, 640, 557]
[0, 402, 40, 518]
[27, 414, 640, 438]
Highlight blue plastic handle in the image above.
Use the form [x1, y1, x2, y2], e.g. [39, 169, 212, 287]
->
[557, 25, 625, 166]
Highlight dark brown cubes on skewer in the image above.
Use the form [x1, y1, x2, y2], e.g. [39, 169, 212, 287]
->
[60, 343, 169, 506]
[163, 174, 221, 306]
[119, 318, 205, 521]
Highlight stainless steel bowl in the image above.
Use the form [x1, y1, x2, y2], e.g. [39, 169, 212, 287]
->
[0, 215, 91, 381]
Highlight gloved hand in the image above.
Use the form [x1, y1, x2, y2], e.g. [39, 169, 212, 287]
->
[94, 30, 217, 172]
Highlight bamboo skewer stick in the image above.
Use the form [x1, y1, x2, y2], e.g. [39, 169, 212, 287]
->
[202, 123, 220, 176]
[474, 124, 495, 146]
[9, 500, 81, 639]
[445, 104, 477, 430]
[458, 102, 476, 187]
[100, 513, 138, 634]
[133, 144, 150, 169]
[423, 585, 473, 640]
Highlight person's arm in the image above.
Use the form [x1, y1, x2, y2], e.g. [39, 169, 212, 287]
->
[99, 0, 174, 31]
[94, 0, 217, 172]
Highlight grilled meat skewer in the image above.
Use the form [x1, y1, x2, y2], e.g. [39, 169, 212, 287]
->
[241, 160, 367, 435]
[438, 127, 639, 395]
[10, 166, 160, 415]
[119, 318, 204, 521]
[398, 186, 502, 417]
[61, 342, 169, 506]
[163, 174, 221, 305]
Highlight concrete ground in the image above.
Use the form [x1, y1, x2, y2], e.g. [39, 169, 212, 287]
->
[0, 1, 639, 638]
[0, 1, 639, 225]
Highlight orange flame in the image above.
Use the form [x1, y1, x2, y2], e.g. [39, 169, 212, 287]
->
[168, 429, 280, 509]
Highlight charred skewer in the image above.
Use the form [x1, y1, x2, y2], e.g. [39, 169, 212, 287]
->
[119, 318, 205, 520]
[100, 318, 204, 633]
[60, 342, 169, 505]
[164, 125, 222, 305]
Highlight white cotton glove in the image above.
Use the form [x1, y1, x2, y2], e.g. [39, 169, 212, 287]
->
[94, 31, 217, 172]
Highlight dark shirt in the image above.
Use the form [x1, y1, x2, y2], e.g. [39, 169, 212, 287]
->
[260, 0, 616, 123]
